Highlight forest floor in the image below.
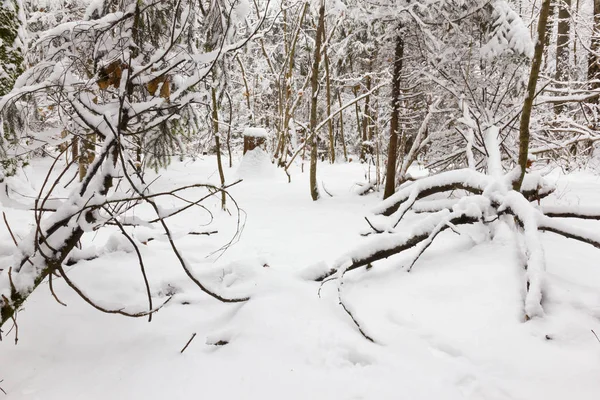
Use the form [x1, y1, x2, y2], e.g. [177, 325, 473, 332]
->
[1, 153, 599, 400]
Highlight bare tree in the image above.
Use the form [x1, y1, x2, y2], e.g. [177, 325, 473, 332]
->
[383, 28, 404, 200]
[515, 0, 553, 191]
[309, 1, 325, 201]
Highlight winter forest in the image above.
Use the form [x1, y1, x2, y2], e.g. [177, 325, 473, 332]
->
[0, 0, 600, 398]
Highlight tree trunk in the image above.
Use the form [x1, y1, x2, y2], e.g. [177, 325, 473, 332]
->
[72, 135, 79, 165]
[1, 139, 118, 328]
[554, 0, 571, 114]
[0, 0, 23, 96]
[543, 1, 556, 63]
[555, 0, 571, 82]
[362, 71, 372, 142]
[338, 91, 348, 161]
[309, 2, 325, 201]
[573, 0, 580, 67]
[212, 87, 227, 210]
[514, 0, 553, 191]
[360, 61, 375, 162]
[277, 2, 309, 165]
[383, 31, 404, 199]
[79, 134, 96, 181]
[324, 51, 335, 163]
[353, 85, 362, 148]
[589, 0, 600, 99]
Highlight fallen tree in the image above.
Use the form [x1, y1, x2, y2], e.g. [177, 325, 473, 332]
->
[314, 152, 600, 324]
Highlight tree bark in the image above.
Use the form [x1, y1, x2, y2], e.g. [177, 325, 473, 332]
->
[554, 0, 572, 114]
[353, 85, 362, 146]
[277, 2, 308, 165]
[79, 134, 96, 181]
[383, 30, 404, 199]
[555, 0, 571, 82]
[309, 2, 325, 201]
[1, 140, 117, 328]
[514, 0, 553, 191]
[589, 0, 600, 100]
[72, 136, 79, 165]
[212, 87, 227, 210]
[337, 91, 348, 161]
[324, 51, 335, 163]
[543, 1, 556, 63]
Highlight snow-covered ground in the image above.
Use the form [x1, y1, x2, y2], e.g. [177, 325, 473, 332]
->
[1, 155, 599, 400]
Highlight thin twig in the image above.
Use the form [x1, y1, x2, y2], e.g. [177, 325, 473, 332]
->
[321, 181, 334, 197]
[364, 217, 384, 234]
[57, 263, 171, 318]
[48, 272, 67, 307]
[592, 330, 600, 344]
[338, 281, 374, 343]
[104, 208, 154, 322]
[180, 332, 197, 353]
[189, 230, 218, 236]
[2, 212, 18, 247]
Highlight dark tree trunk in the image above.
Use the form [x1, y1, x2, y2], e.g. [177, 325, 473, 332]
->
[309, 2, 326, 201]
[383, 30, 404, 200]
[243, 135, 266, 154]
[325, 51, 335, 163]
[212, 87, 227, 210]
[337, 91, 348, 161]
[543, 1, 556, 63]
[589, 0, 600, 100]
[554, 0, 572, 114]
[514, 0, 553, 191]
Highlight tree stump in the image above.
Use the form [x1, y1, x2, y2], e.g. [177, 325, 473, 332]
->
[243, 127, 268, 154]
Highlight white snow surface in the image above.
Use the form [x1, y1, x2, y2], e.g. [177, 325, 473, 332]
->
[243, 127, 269, 138]
[235, 148, 276, 181]
[0, 159, 599, 399]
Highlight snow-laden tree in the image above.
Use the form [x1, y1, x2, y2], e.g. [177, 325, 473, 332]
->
[0, 0, 24, 95]
[388, 1, 535, 176]
[0, 0, 267, 330]
[307, 0, 600, 337]
[0, 0, 26, 176]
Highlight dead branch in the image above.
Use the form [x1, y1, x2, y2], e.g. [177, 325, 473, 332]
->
[106, 208, 154, 322]
[338, 281, 374, 343]
[316, 213, 480, 281]
[48, 272, 67, 307]
[376, 169, 553, 217]
[57, 263, 172, 318]
[2, 213, 18, 247]
[538, 222, 600, 250]
[180, 332, 197, 353]
[405, 212, 469, 272]
[592, 330, 600, 344]
[115, 145, 249, 303]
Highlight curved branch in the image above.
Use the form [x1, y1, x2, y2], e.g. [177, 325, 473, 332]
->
[315, 213, 480, 281]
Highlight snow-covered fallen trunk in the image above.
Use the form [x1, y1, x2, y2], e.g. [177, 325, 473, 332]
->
[316, 209, 481, 281]
[374, 168, 555, 217]
[313, 167, 600, 321]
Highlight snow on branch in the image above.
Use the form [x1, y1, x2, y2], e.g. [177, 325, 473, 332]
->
[481, 1, 534, 59]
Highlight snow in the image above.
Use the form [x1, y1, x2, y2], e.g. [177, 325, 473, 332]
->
[372, 168, 491, 217]
[0, 158, 599, 399]
[243, 127, 269, 138]
[485, 125, 503, 178]
[235, 148, 276, 181]
[84, 0, 105, 20]
[233, 0, 251, 20]
[481, 0, 534, 59]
